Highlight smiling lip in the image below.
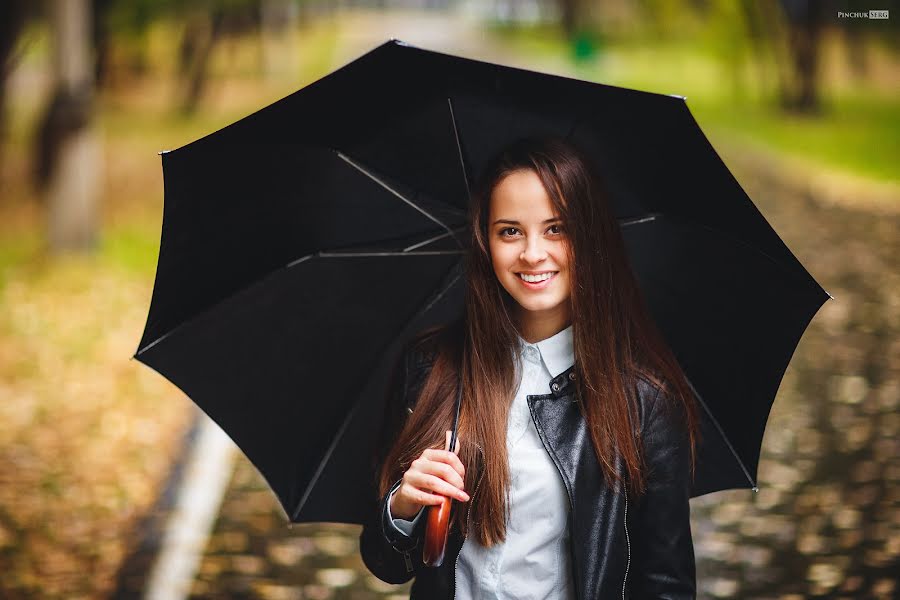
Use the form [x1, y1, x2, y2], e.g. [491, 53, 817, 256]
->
[516, 271, 558, 289]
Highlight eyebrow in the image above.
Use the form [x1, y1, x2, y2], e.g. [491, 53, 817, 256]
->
[492, 218, 561, 226]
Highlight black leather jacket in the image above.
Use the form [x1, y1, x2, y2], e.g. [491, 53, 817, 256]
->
[360, 336, 696, 599]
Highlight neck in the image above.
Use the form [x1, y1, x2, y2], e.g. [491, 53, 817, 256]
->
[516, 304, 571, 344]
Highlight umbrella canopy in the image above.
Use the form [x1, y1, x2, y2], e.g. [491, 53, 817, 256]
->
[135, 39, 829, 525]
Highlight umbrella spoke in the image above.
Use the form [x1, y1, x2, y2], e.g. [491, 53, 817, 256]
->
[618, 213, 661, 227]
[319, 250, 464, 257]
[336, 150, 464, 249]
[447, 96, 471, 197]
[404, 226, 468, 252]
[685, 375, 759, 492]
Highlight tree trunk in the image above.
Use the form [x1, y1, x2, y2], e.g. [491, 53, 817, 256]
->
[39, 0, 100, 252]
[558, 0, 579, 39]
[1, 0, 29, 172]
[179, 10, 224, 115]
[778, 0, 825, 113]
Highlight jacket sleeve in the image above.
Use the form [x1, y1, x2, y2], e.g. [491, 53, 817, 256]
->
[358, 342, 427, 584]
[388, 484, 426, 535]
[359, 477, 427, 583]
[629, 385, 697, 599]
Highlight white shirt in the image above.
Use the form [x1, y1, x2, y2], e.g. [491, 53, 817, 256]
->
[389, 325, 576, 600]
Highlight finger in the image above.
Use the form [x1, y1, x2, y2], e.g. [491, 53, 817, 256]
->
[407, 468, 466, 498]
[419, 459, 465, 489]
[422, 448, 466, 479]
[403, 485, 450, 507]
[412, 473, 470, 502]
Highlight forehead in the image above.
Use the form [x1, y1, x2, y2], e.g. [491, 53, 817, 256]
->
[488, 170, 557, 219]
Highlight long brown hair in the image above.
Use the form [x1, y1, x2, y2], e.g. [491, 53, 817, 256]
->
[377, 136, 699, 546]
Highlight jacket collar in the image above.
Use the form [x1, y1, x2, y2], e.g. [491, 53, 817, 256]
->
[549, 365, 577, 398]
[516, 324, 577, 398]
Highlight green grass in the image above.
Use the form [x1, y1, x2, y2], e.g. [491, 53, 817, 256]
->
[0, 232, 41, 293]
[688, 91, 899, 184]
[99, 222, 162, 276]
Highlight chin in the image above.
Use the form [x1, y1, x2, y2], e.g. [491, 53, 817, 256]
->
[515, 297, 567, 313]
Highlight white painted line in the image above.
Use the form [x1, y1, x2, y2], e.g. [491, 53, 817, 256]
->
[143, 412, 237, 600]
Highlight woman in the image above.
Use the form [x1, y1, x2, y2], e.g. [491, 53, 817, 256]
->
[360, 136, 700, 599]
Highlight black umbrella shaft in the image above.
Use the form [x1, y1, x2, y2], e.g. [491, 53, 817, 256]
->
[449, 371, 462, 453]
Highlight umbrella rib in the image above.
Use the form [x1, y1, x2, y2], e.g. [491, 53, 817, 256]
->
[335, 150, 463, 249]
[419, 266, 462, 316]
[136, 249, 459, 355]
[684, 376, 759, 492]
[447, 96, 471, 196]
[319, 250, 464, 257]
[404, 226, 467, 252]
[285, 249, 463, 268]
[291, 260, 465, 522]
[618, 213, 661, 227]
[619, 212, 824, 291]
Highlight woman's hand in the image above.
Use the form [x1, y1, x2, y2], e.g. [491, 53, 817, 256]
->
[390, 430, 469, 520]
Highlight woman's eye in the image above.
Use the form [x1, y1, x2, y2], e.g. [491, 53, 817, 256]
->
[548, 224, 564, 235]
[500, 227, 519, 237]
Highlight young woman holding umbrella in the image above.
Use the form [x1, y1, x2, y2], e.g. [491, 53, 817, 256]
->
[360, 136, 701, 599]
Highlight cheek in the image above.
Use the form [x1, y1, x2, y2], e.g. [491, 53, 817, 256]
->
[489, 240, 510, 273]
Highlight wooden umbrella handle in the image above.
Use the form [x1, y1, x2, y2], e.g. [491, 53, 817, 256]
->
[423, 363, 464, 568]
[422, 495, 452, 567]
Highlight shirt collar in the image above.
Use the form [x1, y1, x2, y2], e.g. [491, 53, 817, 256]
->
[518, 324, 574, 378]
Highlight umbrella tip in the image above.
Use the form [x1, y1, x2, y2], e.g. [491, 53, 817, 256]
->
[668, 93, 687, 101]
[751, 485, 760, 493]
[158, 149, 172, 155]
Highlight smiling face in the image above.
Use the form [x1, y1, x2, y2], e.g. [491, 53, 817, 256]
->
[488, 169, 572, 342]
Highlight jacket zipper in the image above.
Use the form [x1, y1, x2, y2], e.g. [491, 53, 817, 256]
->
[453, 443, 485, 599]
[622, 492, 630, 600]
[526, 395, 581, 600]
[403, 549, 414, 572]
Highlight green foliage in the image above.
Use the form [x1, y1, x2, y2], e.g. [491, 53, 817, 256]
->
[102, 0, 263, 35]
[98, 223, 161, 276]
[490, 16, 898, 185]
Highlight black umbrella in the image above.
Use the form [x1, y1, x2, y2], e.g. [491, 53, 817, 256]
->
[134, 39, 829, 525]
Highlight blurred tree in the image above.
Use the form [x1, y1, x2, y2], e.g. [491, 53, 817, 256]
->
[35, 0, 100, 252]
[777, 0, 828, 112]
[179, 7, 227, 113]
[558, 0, 580, 38]
[93, 0, 182, 88]
[176, 0, 261, 113]
[738, 0, 775, 96]
[93, 0, 115, 87]
[0, 0, 30, 170]
[92, 0, 314, 110]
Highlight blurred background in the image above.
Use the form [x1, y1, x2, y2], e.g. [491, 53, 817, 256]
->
[0, 0, 897, 598]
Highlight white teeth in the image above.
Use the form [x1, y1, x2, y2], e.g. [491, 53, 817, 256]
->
[519, 272, 555, 283]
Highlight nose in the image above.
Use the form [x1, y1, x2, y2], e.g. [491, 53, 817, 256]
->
[520, 236, 548, 264]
